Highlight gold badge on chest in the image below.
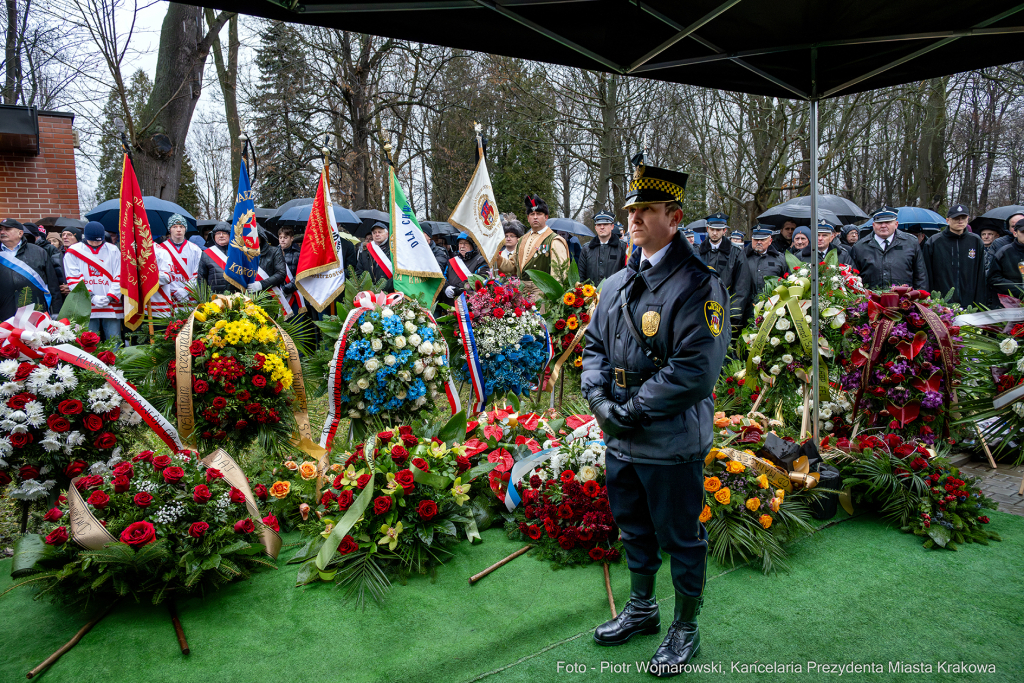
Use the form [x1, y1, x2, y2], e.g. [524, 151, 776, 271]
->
[641, 310, 660, 336]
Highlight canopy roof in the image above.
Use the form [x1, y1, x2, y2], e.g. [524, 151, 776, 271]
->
[203, 0, 1024, 99]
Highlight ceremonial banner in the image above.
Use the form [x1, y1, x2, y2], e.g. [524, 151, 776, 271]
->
[118, 154, 159, 330]
[389, 167, 445, 308]
[295, 167, 346, 312]
[448, 134, 503, 265]
[224, 159, 261, 292]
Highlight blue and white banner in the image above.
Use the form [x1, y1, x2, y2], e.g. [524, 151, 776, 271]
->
[224, 159, 261, 292]
[0, 250, 51, 309]
[454, 293, 486, 414]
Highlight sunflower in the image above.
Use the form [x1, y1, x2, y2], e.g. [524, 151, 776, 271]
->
[562, 292, 576, 305]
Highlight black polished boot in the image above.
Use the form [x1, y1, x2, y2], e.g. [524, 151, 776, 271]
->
[647, 593, 701, 677]
[593, 572, 660, 646]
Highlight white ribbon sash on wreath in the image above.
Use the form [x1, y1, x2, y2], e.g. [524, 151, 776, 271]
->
[0, 306, 183, 452]
[319, 291, 461, 451]
[504, 419, 600, 512]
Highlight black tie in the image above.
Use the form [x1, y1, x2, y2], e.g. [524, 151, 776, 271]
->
[639, 260, 653, 273]
[882, 239, 889, 252]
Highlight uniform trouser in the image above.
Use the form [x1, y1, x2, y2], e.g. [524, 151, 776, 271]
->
[606, 451, 708, 598]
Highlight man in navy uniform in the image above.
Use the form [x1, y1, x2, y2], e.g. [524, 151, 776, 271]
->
[582, 159, 730, 677]
[745, 224, 789, 314]
[850, 206, 928, 290]
[698, 212, 750, 336]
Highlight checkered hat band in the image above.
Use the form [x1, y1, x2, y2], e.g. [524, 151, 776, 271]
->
[629, 177, 685, 202]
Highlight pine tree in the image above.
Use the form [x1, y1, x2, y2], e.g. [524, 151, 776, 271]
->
[95, 70, 153, 203]
[249, 20, 318, 208]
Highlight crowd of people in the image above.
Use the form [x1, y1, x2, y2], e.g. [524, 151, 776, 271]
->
[3, 199, 1020, 348]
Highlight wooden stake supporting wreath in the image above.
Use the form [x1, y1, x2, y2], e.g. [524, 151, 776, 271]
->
[974, 424, 998, 470]
[26, 601, 118, 679]
[169, 602, 190, 655]
[468, 545, 532, 585]
[603, 563, 617, 619]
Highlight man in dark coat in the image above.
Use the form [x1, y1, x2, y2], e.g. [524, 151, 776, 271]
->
[246, 229, 287, 294]
[800, 221, 852, 266]
[850, 207, 929, 291]
[441, 232, 488, 301]
[197, 223, 233, 293]
[988, 211, 1024, 260]
[583, 162, 729, 675]
[921, 204, 987, 307]
[771, 219, 796, 253]
[698, 212, 750, 333]
[987, 220, 1024, 300]
[578, 212, 626, 284]
[745, 225, 788, 310]
[356, 221, 394, 292]
[0, 218, 62, 319]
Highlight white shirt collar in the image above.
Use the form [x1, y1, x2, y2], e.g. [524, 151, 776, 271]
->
[875, 233, 893, 248]
[640, 241, 673, 270]
[0, 243, 16, 253]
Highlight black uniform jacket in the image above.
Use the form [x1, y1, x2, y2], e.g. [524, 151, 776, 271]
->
[577, 235, 626, 285]
[921, 229, 987, 307]
[356, 240, 394, 292]
[744, 244, 789, 300]
[798, 245, 852, 267]
[581, 232, 731, 465]
[698, 237, 750, 323]
[987, 240, 1024, 299]
[850, 230, 929, 291]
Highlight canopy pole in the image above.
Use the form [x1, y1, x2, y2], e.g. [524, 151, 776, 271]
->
[809, 97, 821, 443]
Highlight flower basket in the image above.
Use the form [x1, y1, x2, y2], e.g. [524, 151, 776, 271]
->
[523, 263, 597, 390]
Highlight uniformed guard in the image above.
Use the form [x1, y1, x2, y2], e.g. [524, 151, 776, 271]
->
[729, 230, 745, 247]
[849, 206, 928, 290]
[683, 228, 696, 245]
[744, 224, 788, 312]
[496, 194, 570, 295]
[582, 158, 730, 677]
[698, 212, 750, 337]
[578, 211, 626, 284]
[799, 220, 852, 266]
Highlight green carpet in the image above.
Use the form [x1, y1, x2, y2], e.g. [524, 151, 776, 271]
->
[1, 511, 1021, 683]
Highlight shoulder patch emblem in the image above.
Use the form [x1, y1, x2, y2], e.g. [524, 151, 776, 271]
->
[705, 300, 725, 337]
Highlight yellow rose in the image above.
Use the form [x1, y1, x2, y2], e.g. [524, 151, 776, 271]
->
[269, 481, 291, 499]
[699, 504, 712, 523]
[769, 497, 781, 512]
[298, 462, 319, 481]
[756, 474, 769, 489]
[714, 487, 731, 505]
[759, 514, 773, 529]
[704, 476, 721, 492]
[745, 497, 760, 512]
[284, 461, 298, 471]
[725, 460, 746, 474]
[775, 489, 785, 504]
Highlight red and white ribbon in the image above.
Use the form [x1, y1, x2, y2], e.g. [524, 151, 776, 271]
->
[449, 256, 471, 282]
[368, 242, 393, 278]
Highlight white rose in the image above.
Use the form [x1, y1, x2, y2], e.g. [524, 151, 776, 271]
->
[423, 366, 436, 380]
[414, 397, 427, 408]
[348, 409, 361, 419]
[1000, 338, 1018, 355]
[348, 381, 360, 393]
[360, 321, 374, 334]
[824, 421, 834, 431]
[405, 310, 416, 320]
[357, 378, 370, 390]
[784, 331, 796, 343]
[413, 360, 425, 374]
[384, 355, 397, 367]
[357, 401, 365, 409]
[364, 358, 380, 372]
[798, 268, 809, 277]
[408, 334, 422, 347]
[781, 354, 793, 364]
[371, 338, 383, 352]
[752, 356, 762, 365]
[435, 356, 445, 366]
[382, 308, 394, 317]
[770, 365, 782, 375]
[579, 465, 598, 482]
[770, 337, 781, 347]
[418, 341, 434, 355]
[776, 318, 790, 331]
[805, 315, 812, 324]
[405, 321, 417, 334]
[398, 370, 412, 382]
[396, 390, 407, 400]
[1016, 357, 1024, 373]
[394, 336, 407, 348]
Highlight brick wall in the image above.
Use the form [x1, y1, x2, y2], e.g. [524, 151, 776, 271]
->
[0, 111, 79, 221]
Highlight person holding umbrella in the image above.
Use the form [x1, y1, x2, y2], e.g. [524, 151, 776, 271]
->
[921, 204, 987, 308]
[849, 207, 928, 291]
[578, 211, 626, 285]
[63, 221, 122, 347]
[151, 214, 204, 317]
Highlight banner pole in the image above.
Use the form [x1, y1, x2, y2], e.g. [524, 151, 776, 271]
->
[147, 302, 155, 344]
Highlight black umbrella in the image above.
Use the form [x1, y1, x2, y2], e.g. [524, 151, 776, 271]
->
[353, 209, 391, 238]
[757, 204, 843, 229]
[972, 205, 1024, 235]
[420, 221, 459, 238]
[548, 217, 594, 238]
[266, 198, 313, 229]
[49, 217, 86, 229]
[783, 195, 868, 225]
[195, 219, 220, 235]
[683, 219, 707, 233]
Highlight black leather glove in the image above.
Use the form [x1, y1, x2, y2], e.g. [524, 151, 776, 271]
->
[621, 396, 652, 427]
[588, 388, 641, 439]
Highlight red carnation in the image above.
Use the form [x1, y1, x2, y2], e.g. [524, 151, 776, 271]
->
[372, 496, 392, 515]
[588, 547, 606, 561]
[233, 519, 255, 534]
[412, 457, 429, 472]
[229, 487, 246, 504]
[338, 535, 359, 555]
[336, 489, 354, 511]
[87, 489, 110, 509]
[40, 352, 60, 367]
[44, 526, 68, 546]
[120, 520, 156, 548]
[252, 375, 267, 388]
[77, 331, 100, 352]
[558, 535, 575, 550]
[133, 491, 154, 507]
[162, 466, 185, 484]
[193, 485, 212, 503]
[94, 432, 117, 450]
[557, 503, 573, 519]
[43, 507, 63, 522]
[64, 459, 88, 477]
[188, 521, 209, 539]
[58, 399, 83, 415]
[417, 499, 439, 521]
[493, 307, 505, 318]
[112, 476, 130, 493]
